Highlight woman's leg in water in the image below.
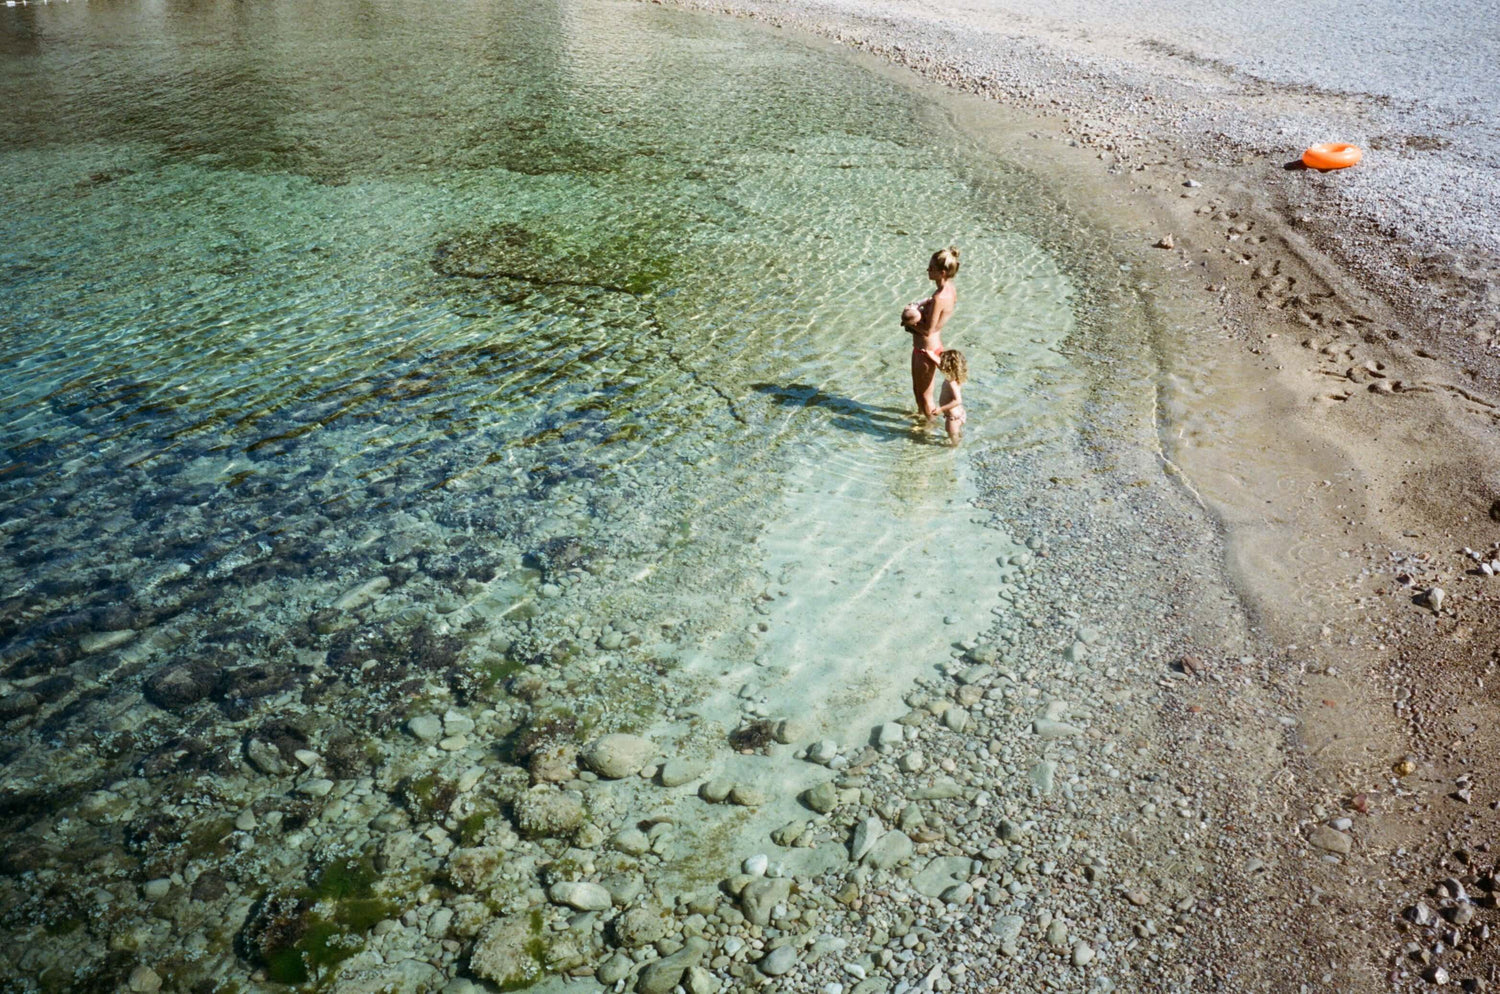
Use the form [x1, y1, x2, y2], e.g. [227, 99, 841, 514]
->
[911, 351, 937, 416]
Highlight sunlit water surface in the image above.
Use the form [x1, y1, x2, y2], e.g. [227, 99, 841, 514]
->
[0, 0, 1147, 985]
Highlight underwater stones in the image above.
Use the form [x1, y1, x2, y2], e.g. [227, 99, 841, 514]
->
[29, 673, 74, 703]
[613, 906, 670, 947]
[141, 878, 172, 900]
[79, 789, 129, 824]
[658, 758, 706, 787]
[999, 819, 1027, 842]
[574, 821, 605, 848]
[602, 873, 645, 906]
[850, 817, 884, 862]
[127, 965, 162, 992]
[803, 781, 839, 814]
[956, 664, 993, 686]
[637, 936, 710, 994]
[771, 821, 807, 847]
[898, 750, 926, 774]
[771, 718, 804, 744]
[739, 877, 792, 927]
[444, 710, 475, 737]
[729, 785, 765, 807]
[549, 881, 611, 911]
[245, 738, 286, 776]
[0, 838, 55, 876]
[912, 856, 973, 899]
[529, 742, 579, 784]
[583, 734, 656, 779]
[218, 663, 293, 710]
[597, 953, 633, 985]
[143, 661, 218, 711]
[861, 831, 914, 871]
[993, 914, 1024, 956]
[297, 778, 334, 798]
[611, 827, 650, 855]
[470, 914, 546, 989]
[513, 787, 585, 838]
[685, 966, 721, 994]
[447, 847, 505, 890]
[190, 873, 227, 903]
[333, 576, 390, 612]
[699, 779, 734, 803]
[911, 779, 963, 800]
[80, 629, 134, 655]
[760, 944, 799, 976]
[0, 690, 40, 721]
[407, 714, 442, 742]
[1032, 718, 1084, 740]
[806, 740, 839, 765]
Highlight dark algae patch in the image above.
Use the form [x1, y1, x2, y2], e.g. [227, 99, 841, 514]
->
[433, 223, 683, 297]
[241, 854, 395, 986]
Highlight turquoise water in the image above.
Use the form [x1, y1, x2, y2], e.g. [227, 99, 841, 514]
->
[0, 0, 1126, 987]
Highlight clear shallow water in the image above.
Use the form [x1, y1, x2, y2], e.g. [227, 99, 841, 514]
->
[0, 0, 1125, 986]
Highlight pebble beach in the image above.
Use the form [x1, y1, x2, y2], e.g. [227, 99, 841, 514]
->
[4, 0, 1500, 993]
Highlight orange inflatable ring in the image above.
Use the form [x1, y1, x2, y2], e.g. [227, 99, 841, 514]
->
[1302, 143, 1363, 170]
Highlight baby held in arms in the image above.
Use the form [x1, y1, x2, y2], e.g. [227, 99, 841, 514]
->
[900, 300, 927, 335]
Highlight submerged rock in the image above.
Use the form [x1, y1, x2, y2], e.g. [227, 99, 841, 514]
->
[912, 855, 972, 899]
[584, 733, 655, 779]
[760, 944, 798, 976]
[658, 758, 705, 787]
[548, 881, 611, 911]
[470, 914, 546, 989]
[740, 877, 792, 926]
[613, 906, 670, 947]
[862, 831, 914, 870]
[143, 661, 218, 711]
[637, 937, 710, 994]
[513, 788, 585, 838]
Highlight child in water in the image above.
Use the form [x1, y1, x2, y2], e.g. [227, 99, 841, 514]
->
[928, 348, 968, 444]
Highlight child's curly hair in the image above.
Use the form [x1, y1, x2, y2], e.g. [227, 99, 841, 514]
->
[938, 349, 968, 384]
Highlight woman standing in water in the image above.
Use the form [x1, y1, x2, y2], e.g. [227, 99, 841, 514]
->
[901, 246, 960, 417]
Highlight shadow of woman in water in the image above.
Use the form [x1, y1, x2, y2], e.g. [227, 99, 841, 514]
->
[751, 382, 929, 442]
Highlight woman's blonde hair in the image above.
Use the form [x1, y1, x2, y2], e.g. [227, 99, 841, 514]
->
[930, 246, 960, 278]
[939, 349, 968, 384]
